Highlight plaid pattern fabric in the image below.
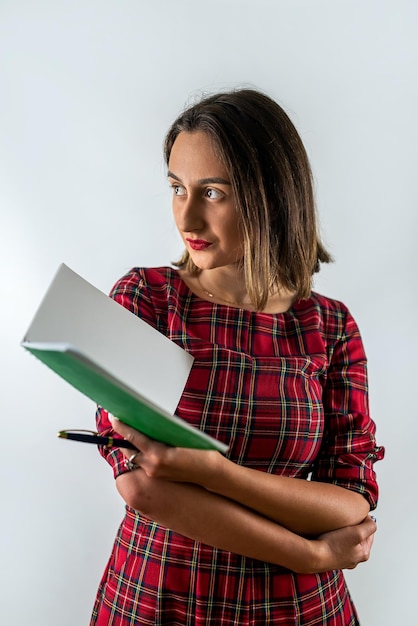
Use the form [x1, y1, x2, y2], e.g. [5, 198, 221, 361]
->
[91, 267, 384, 625]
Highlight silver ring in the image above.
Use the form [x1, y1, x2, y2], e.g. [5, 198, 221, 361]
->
[126, 452, 140, 471]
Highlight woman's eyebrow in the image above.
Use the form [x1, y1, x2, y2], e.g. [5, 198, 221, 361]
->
[167, 170, 231, 186]
[167, 170, 182, 182]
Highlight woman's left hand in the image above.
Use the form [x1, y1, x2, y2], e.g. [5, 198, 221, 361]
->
[110, 416, 222, 484]
[312, 516, 377, 572]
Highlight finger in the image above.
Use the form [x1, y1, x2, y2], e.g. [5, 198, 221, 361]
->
[109, 416, 152, 452]
[120, 446, 143, 461]
[358, 515, 377, 539]
[360, 534, 375, 563]
[366, 516, 377, 534]
[125, 450, 143, 466]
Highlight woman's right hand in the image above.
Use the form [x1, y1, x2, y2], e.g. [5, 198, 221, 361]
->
[310, 516, 377, 573]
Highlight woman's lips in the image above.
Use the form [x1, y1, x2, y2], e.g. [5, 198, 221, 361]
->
[186, 238, 213, 251]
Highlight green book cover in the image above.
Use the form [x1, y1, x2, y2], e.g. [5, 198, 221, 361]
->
[21, 264, 228, 453]
[22, 343, 227, 451]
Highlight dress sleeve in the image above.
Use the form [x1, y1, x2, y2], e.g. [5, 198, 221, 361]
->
[311, 308, 384, 510]
[95, 268, 160, 478]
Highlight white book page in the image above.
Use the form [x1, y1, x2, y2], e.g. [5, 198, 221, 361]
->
[22, 264, 194, 415]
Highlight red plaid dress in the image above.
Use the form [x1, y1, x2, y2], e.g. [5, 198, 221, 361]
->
[91, 267, 384, 626]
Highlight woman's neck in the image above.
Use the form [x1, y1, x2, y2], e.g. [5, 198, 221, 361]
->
[180, 267, 297, 314]
[197, 268, 251, 307]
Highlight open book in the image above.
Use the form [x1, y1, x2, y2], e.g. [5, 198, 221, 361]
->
[21, 264, 228, 453]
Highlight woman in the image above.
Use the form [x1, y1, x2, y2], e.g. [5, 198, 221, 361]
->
[91, 88, 384, 625]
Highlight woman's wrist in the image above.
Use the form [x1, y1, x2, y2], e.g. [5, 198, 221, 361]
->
[303, 538, 328, 574]
[287, 537, 324, 574]
[193, 450, 229, 492]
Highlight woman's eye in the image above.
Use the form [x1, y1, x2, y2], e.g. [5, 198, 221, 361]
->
[172, 185, 186, 196]
[206, 188, 222, 199]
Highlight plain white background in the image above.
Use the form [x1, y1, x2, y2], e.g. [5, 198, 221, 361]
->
[1, 1, 417, 624]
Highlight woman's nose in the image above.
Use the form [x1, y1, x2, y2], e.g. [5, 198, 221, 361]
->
[175, 194, 205, 232]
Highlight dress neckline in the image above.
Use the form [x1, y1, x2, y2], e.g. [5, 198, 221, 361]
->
[170, 267, 307, 318]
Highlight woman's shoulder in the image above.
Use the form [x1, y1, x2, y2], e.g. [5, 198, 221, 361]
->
[109, 266, 186, 331]
[293, 290, 352, 320]
[112, 266, 183, 292]
[110, 266, 190, 316]
[307, 291, 350, 315]
[294, 291, 359, 342]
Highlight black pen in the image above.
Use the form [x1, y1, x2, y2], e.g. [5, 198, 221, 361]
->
[58, 429, 138, 450]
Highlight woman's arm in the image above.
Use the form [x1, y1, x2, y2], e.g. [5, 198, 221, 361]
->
[191, 454, 370, 535]
[115, 464, 376, 573]
[112, 418, 369, 536]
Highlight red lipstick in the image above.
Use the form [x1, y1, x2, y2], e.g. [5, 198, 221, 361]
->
[186, 238, 213, 251]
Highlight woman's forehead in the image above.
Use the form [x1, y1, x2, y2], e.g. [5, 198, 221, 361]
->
[168, 131, 229, 183]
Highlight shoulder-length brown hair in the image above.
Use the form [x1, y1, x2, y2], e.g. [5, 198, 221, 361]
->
[164, 88, 332, 310]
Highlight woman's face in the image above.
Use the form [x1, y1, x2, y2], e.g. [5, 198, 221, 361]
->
[168, 131, 244, 271]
